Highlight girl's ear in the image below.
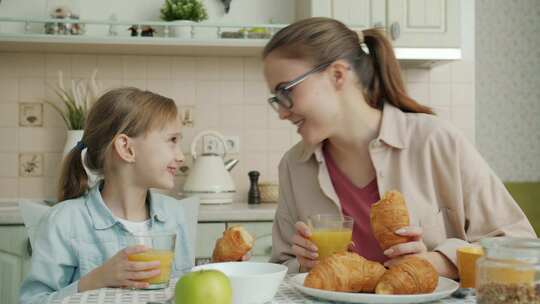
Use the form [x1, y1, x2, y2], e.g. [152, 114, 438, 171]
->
[329, 59, 352, 90]
[112, 134, 135, 163]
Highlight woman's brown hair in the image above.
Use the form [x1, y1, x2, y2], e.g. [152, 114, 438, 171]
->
[262, 17, 433, 114]
[58, 87, 178, 202]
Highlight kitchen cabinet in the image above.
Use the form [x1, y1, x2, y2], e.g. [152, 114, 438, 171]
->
[296, 0, 460, 48]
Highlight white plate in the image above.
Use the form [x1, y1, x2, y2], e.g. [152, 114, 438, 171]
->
[291, 273, 459, 304]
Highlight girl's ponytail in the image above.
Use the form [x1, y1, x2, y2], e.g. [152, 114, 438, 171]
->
[361, 28, 433, 114]
[57, 143, 89, 202]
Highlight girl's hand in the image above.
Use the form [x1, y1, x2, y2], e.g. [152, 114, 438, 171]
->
[291, 221, 319, 272]
[79, 245, 161, 291]
[383, 226, 458, 278]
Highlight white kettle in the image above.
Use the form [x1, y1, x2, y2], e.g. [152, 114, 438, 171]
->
[183, 131, 238, 204]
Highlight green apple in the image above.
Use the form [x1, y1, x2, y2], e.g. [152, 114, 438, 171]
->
[175, 270, 232, 304]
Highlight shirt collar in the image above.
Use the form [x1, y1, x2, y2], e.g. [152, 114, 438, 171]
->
[298, 102, 408, 163]
[86, 182, 167, 230]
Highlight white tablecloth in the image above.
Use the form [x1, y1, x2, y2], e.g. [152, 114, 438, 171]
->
[53, 276, 476, 304]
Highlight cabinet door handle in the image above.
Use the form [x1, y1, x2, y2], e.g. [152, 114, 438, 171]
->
[27, 238, 32, 256]
[390, 22, 401, 40]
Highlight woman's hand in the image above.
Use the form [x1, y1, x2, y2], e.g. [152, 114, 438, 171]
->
[291, 221, 319, 272]
[79, 245, 161, 291]
[383, 226, 458, 278]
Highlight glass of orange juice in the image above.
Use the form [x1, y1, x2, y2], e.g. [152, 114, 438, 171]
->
[127, 233, 176, 289]
[456, 245, 484, 288]
[308, 214, 354, 260]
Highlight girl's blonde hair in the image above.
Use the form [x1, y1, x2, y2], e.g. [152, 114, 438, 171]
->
[58, 87, 178, 202]
[263, 17, 433, 114]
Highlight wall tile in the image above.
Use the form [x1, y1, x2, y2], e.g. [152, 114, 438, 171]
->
[267, 129, 291, 153]
[195, 81, 221, 105]
[44, 153, 63, 178]
[0, 53, 18, 79]
[430, 84, 451, 107]
[451, 60, 474, 83]
[430, 64, 451, 83]
[122, 56, 147, 79]
[220, 81, 244, 105]
[171, 80, 195, 105]
[171, 57, 196, 80]
[266, 152, 283, 183]
[242, 153, 268, 186]
[19, 128, 66, 153]
[0, 104, 18, 127]
[46, 54, 71, 78]
[407, 83, 430, 105]
[243, 58, 264, 81]
[406, 68, 430, 83]
[0, 178, 18, 198]
[0, 128, 18, 152]
[18, 177, 47, 199]
[451, 105, 475, 132]
[195, 57, 219, 81]
[16, 54, 45, 77]
[97, 55, 123, 79]
[244, 105, 267, 129]
[43, 100, 67, 128]
[19, 78, 45, 102]
[244, 130, 268, 152]
[147, 79, 172, 97]
[218, 57, 244, 81]
[0, 154, 18, 177]
[219, 105, 244, 129]
[0, 79, 18, 103]
[244, 81, 268, 104]
[71, 55, 97, 78]
[451, 83, 474, 106]
[147, 56, 171, 80]
[431, 106, 451, 122]
[195, 104, 219, 129]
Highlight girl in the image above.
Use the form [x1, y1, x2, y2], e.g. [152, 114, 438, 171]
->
[20, 87, 192, 303]
[263, 18, 536, 277]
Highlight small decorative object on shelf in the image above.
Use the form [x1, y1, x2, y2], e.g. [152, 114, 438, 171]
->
[45, 0, 84, 35]
[128, 25, 156, 37]
[220, 27, 271, 39]
[160, 0, 208, 38]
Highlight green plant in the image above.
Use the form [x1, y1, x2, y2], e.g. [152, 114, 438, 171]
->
[45, 69, 101, 130]
[160, 0, 208, 22]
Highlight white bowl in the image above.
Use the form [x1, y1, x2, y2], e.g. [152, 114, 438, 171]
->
[192, 262, 287, 304]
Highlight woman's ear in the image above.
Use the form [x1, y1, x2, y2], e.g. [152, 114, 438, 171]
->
[329, 59, 352, 90]
[112, 134, 135, 163]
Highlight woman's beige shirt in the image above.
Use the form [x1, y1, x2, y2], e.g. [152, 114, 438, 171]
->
[270, 103, 536, 273]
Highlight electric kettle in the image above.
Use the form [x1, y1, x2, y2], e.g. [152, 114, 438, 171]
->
[183, 130, 238, 204]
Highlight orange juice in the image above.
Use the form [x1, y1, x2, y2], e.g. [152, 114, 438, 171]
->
[310, 229, 352, 259]
[457, 246, 484, 288]
[128, 249, 174, 284]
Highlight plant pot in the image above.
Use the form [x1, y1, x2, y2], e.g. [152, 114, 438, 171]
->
[172, 20, 194, 38]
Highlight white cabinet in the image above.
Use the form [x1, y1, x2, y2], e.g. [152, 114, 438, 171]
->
[387, 0, 460, 47]
[296, 0, 460, 48]
[0, 251, 22, 304]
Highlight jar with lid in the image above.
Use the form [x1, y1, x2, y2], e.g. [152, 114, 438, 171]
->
[476, 237, 540, 304]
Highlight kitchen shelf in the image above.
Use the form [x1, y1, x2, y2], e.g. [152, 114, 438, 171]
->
[0, 17, 461, 66]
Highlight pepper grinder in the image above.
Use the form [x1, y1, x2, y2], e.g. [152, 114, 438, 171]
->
[248, 171, 261, 204]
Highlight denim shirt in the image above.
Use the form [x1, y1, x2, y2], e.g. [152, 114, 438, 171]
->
[19, 184, 193, 304]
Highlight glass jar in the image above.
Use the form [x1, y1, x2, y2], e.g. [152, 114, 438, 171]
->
[476, 237, 540, 304]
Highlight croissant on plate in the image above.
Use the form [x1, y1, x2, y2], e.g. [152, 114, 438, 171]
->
[304, 251, 387, 292]
[375, 256, 439, 295]
[370, 190, 410, 250]
[212, 226, 254, 262]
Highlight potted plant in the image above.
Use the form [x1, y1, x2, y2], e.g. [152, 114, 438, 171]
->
[45, 69, 101, 157]
[160, 0, 209, 38]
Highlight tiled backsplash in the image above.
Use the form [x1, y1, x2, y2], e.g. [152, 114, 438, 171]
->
[0, 53, 475, 200]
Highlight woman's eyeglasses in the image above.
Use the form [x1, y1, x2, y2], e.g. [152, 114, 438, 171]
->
[267, 61, 332, 113]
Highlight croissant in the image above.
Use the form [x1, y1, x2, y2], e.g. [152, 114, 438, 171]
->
[370, 190, 410, 250]
[304, 252, 386, 292]
[212, 226, 254, 262]
[375, 256, 438, 294]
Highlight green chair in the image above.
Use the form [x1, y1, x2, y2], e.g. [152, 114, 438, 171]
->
[505, 182, 540, 236]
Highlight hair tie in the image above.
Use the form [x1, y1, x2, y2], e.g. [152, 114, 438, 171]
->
[356, 30, 364, 44]
[74, 141, 87, 151]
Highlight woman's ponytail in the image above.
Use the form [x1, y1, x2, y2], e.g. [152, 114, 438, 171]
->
[361, 29, 433, 114]
[57, 144, 89, 202]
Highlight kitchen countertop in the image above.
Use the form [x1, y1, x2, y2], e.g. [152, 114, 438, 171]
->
[0, 199, 277, 225]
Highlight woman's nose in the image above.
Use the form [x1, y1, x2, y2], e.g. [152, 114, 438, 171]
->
[278, 107, 291, 120]
[176, 149, 185, 163]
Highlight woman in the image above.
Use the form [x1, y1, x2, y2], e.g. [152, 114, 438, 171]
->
[263, 17, 535, 278]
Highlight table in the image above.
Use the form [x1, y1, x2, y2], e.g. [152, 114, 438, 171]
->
[53, 276, 476, 304]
